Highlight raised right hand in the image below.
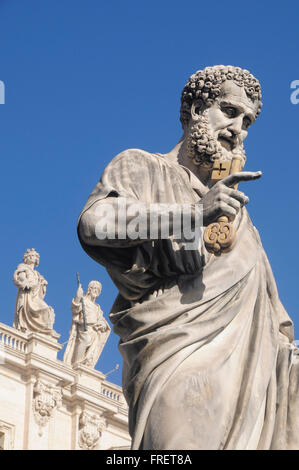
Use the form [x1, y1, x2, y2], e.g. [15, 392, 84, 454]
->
[201, 171, 262, 225]
[75, 284, 84, 301]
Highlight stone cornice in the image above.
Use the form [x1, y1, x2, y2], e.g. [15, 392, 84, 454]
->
[0, 321, 128, 432]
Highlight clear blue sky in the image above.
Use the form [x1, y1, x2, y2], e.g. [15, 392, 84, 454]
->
[0, 0, 298, 386]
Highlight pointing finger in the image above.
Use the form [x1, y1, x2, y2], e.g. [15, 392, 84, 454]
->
[221, 171, 262, 188]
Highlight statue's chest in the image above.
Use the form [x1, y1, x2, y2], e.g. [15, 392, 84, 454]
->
[150, 166, 201, 205]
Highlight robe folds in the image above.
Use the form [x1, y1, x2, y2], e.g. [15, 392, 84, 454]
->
[13, 263, 55, 335]
[63, 296, 110, 368]
[78, 149, 299, 450]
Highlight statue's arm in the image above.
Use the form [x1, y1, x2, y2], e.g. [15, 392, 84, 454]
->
[78, 196, 199, 248]
[94, 306, 110, 332]
[13, 264, 36, 290]
[71, 297, 82, 322]
[78, 149, 206, 248]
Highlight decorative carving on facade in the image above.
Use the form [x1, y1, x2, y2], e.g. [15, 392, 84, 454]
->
[0, 420, 15, 450]
[78, 411, 106, 450]
[0, 320, 130, 449]
[32, 379, 62, 435]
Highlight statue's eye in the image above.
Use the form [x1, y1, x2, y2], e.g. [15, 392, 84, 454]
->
[243, 117, 251, 129]
[223, 106, 236, 118]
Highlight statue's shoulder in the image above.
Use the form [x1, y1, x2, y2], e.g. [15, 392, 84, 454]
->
[104, 149, 175, 184]
[108, 148, 162, 168]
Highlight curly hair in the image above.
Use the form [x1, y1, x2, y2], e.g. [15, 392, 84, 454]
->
[180, 65, 262, 129]
[23, 248, 40, 266]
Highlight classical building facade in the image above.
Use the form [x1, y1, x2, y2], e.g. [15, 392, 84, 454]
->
[0, 322, 131, 450]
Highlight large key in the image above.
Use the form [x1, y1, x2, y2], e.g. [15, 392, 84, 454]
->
[203, 156, 243, 256]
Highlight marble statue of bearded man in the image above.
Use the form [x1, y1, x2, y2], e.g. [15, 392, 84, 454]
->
[77, 65, 299, 450]
[13, 248, 55, 336]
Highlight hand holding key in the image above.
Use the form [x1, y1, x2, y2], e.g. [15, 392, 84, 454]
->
[202, 156, 262, 256]
[202, 171, 262, 225]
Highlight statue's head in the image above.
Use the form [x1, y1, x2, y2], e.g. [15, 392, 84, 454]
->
[87, 280, 102, 299]
[23, 248, 40, 267]
[180, 65, 262, 168]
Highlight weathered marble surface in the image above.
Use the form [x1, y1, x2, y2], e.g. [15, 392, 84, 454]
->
[64, 280, 110, 368]
[77, 65, 299, 449]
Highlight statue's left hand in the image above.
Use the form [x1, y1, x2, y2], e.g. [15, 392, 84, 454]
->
[95, 321, 107, 332]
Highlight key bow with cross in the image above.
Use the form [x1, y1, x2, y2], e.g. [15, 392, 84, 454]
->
[212, 161, 230, 177]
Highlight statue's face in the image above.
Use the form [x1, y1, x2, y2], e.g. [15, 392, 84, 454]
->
[88, 285, 101, 299]
[24, 252, 39, 266]
[186, 80, 259, 168]
[205, 80, 259, 157]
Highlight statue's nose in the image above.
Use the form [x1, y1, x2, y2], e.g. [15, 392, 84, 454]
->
[228, 115, 243, 136]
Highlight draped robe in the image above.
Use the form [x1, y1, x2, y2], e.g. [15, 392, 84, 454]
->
[78, 149, 299, 450]
[63, 296, 110, 368]
[13, 263, 55, 335]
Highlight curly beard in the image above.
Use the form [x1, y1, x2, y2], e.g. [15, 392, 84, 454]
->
[186, 110, 246, 169]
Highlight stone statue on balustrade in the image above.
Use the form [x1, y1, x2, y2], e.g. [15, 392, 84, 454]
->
[13, 248, 56, 336]
[63, 279, 110, 368]
[77, 65, 299, 450]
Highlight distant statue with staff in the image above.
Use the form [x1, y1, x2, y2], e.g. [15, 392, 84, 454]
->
[13, 248, 56, 336]
[63, 275, 110, 368]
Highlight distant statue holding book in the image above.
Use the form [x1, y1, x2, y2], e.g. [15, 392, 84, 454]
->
[64, 278, 110, 368]
[13, 248, 55, 336]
